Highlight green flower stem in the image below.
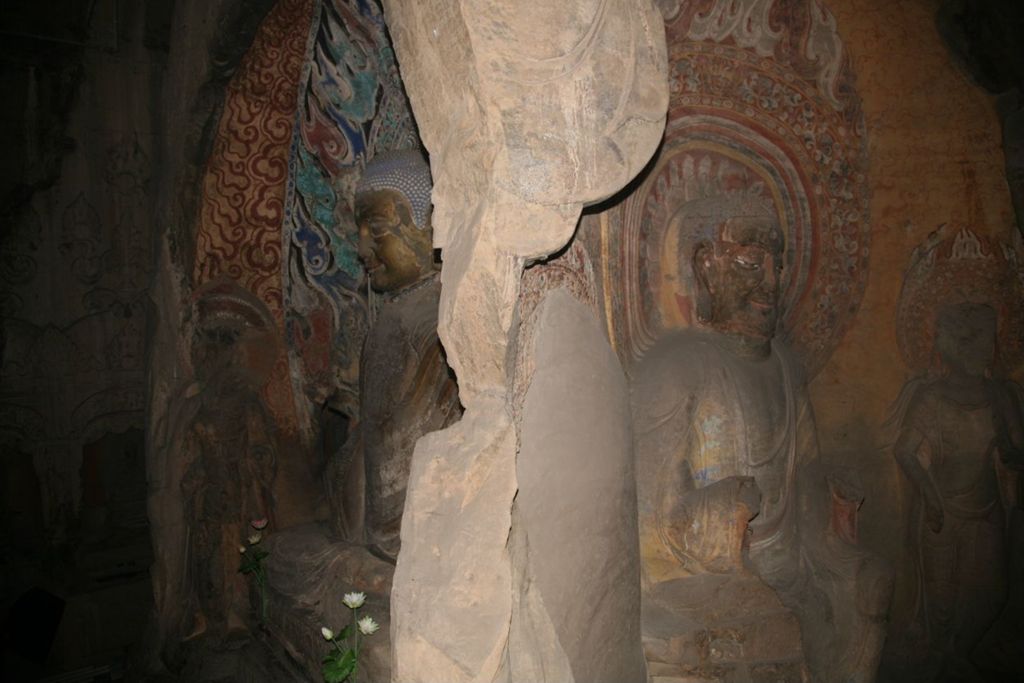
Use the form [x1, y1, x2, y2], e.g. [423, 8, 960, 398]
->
[351, 607, 360, 658]
[321, 594, 374, 682]
[255, 567, 268, 623]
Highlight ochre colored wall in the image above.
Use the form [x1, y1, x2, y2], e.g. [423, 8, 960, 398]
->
[808, 0, 1017, 554]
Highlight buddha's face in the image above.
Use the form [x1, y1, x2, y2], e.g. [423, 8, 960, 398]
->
[694, 216, 784, 343]
[935, 302, 996, 377]
[356, 189, 434, 293]
[191, 309, 276, 392]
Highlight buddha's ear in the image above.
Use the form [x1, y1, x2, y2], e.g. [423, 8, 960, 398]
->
[692, 241, 715, 324]
[693, 241, 715, 293]
[393, 192, 417, 228]
[398, 220, 436, 275]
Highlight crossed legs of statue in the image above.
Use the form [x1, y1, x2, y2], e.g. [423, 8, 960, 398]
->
[665, 475, 893, 682]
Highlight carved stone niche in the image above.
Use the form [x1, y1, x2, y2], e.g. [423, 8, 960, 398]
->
[264, 150, 458, 683]
[619, 3, 891, 681]
[630, 217, 892, 682]
[885, 226, 1024, 681]
[145, 1, 430, 678]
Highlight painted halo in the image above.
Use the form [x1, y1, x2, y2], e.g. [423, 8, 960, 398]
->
[896, 227, 1024, 375]
[611, 1, 870, 377]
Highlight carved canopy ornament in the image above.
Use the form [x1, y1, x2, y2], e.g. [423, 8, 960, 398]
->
[607, 0, 869, 376]
[896, 226, 1024, 375]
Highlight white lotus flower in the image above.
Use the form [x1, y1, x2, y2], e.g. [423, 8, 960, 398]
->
[248, 531, 262, 545]
[321, 626, 334, 641]
[357, 616, 379, 635]
[238, 545, 247, 554]
[342, 592, 366, 609]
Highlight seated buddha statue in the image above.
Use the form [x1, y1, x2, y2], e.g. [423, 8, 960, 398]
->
[327, 150, 461, 562]
[631, 212, 892, 682]
[222, 152, 460, 683]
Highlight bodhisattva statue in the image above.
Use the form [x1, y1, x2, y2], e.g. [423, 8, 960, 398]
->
[890, 301, 1024, 678]
[632, 213, 893, 682]
[327, 150, 460, 562]
[178, 281, 278, 639]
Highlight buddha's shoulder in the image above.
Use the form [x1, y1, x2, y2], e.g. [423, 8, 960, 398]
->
[373, 281, 441, 334]
[894, 376, 947, 413]
[635, 331, 729, 369]
[629, 331, 721, 393]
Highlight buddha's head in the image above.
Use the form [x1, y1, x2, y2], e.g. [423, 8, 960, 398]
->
[355, 151, 435, 293]
[190, 278, 277, 395]
[692, 215, 784, 345]
[935, 301, 996, 377]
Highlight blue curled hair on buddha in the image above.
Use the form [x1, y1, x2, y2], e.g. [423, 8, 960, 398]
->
[356, 149, 433, 231]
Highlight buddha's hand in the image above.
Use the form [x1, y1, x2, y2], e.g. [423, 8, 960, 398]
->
[663, 476, 762, 573]
[685, 475, 762, 519]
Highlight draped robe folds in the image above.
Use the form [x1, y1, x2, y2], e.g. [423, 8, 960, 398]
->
[632, 331, 815, 590]
[890, 377, 1023, 656]
[179, 381, 276, 632]
[632, 330, 892, 682]
[351, 277, 461, 561]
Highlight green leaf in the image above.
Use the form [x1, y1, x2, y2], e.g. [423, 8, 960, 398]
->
[322, 649, 357, 683]
[337, 624, 352, 641]
[238, 549, 270, 575]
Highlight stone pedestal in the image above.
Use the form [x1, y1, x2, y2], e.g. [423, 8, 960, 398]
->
[261, 525, 393, 683]
[642, 574, 806, 683]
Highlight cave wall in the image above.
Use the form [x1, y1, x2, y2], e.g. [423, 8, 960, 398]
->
[0, 0, 165, 565]
[4, 0, 1019, 676]
[150, 0, 1018, 671]
[0, 3, 173, 677]
[581, 0, 1021, 669]
[805, 1, 1018, 416]
[145, 0, 419, 658]
[806, 0, 1022, 658]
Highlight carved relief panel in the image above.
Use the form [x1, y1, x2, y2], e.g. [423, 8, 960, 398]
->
[886, 226, 1024, 678]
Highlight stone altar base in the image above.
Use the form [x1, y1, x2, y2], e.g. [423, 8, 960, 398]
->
[642, 573, 807, 683]
[174, 634, 309, 683]
[261, 524, 394, 683]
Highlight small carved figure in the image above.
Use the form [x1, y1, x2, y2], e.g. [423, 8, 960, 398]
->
[890, 301, 1024, 677]
[176, 280, 279, 639]
[327, 150, 460, 562]
[633, 210, 892, 682]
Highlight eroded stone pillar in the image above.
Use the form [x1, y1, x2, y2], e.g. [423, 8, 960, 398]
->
[381, 1, 667, 681]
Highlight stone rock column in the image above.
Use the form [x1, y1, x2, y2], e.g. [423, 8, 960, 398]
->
[380, 1, 667, 681]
